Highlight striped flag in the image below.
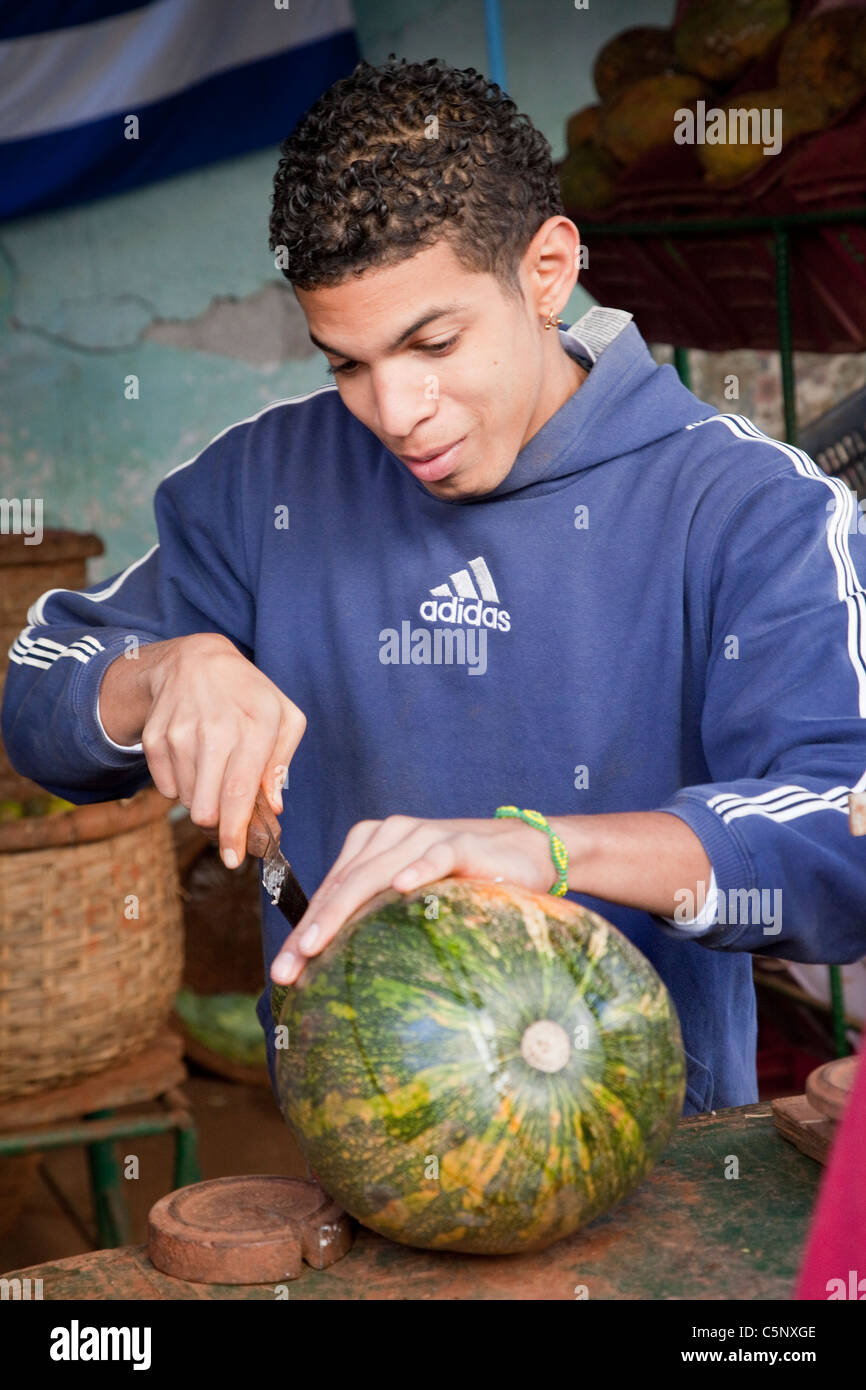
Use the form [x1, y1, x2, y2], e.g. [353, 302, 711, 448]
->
[0, 0, 359, 220]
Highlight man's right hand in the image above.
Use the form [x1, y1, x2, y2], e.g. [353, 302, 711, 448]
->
[98, 633, 307, 869]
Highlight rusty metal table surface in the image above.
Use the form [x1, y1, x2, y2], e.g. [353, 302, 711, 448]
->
[4, 1103, 819, 1300]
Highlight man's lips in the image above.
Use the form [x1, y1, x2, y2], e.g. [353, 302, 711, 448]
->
[397, 437, 466, 481]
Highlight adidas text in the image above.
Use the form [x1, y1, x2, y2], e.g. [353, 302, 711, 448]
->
[418, 597, 510, 630]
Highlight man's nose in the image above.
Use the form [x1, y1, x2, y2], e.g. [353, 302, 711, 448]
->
[371, 366, 438, 441]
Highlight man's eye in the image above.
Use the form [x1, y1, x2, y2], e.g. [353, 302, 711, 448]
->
[325, 335, 459, 378]
[424, 335, 459, 354]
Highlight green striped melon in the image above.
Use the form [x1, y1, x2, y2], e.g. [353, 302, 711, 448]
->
[272, 877, 685, 1255]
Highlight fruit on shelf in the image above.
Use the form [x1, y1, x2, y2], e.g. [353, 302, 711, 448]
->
[777, 6, 866, 119]
[596, 73, 709, 167]
[559, 142, 620, 212]
[696, 85, 834, 184]
[592, 26, 678, 102]
[565, 103, 601, 152]
[674, 0, 791, 85]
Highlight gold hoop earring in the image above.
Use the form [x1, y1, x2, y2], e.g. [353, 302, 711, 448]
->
[543, 309, 564, 331]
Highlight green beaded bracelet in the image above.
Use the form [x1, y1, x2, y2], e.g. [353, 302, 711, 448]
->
[494, 806, 569, 896]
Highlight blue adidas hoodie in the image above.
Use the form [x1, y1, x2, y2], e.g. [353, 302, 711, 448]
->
[5, 306, 866, 1117]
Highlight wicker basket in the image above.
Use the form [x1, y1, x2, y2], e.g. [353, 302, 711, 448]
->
[0, 787, 184, 1100]
[0, 528, 104, 801]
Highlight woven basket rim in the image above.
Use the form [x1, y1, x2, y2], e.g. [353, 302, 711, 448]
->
[0, 785, 176, 852]
[0, 528, 104, 568]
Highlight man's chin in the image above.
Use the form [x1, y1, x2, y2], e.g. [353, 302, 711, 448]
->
[423, 464, 504, 500]
[424, 476, 477, 500]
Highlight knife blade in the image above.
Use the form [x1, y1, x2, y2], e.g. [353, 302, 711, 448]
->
[246, 787, 309, 930]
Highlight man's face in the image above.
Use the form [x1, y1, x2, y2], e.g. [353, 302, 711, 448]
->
[295, 238, 553, 500]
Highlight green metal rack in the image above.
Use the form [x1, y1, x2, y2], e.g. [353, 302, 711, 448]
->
[582, 204, 866, 445]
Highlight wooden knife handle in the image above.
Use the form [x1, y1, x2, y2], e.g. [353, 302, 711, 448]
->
[185, 787, 282, 862]
[246, 788, 283, 859]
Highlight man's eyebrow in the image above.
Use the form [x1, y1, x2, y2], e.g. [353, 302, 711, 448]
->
[308, 303, 469, 359]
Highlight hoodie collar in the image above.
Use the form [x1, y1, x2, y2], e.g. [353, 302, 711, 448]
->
[479, 307, 640, 502]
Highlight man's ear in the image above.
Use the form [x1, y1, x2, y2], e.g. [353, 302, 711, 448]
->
[523, 217, 581, 324]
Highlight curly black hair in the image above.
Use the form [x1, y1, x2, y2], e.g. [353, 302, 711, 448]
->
[269, 55, 563, 296]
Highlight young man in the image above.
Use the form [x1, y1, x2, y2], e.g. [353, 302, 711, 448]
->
[4, 57, 866, 1115]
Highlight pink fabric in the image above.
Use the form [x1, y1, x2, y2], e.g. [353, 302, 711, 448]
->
[795, 1045, 866, 1300]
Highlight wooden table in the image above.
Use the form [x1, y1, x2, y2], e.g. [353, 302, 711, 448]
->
[4, 1102, 818, 1300]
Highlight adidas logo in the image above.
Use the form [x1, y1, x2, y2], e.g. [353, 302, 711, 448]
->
[418, 556, 511, 632]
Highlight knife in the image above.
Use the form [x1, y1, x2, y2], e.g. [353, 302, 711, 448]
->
[244, 788, 310, 1024]
[193, 791, 307, 1023]
[246, 788, 309, 926]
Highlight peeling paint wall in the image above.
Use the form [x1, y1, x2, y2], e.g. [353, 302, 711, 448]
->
[0, 144, 326, 576]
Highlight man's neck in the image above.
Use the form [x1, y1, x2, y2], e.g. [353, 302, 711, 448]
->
[515, 343, 588, 460]
[549, 343, 589, 417]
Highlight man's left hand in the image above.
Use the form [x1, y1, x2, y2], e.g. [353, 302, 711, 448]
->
[269, 814, 560, 984]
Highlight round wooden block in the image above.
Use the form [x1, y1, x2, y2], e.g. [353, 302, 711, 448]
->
[805, 1055, 860, 1123]
[147, 1175, 354, 1284]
